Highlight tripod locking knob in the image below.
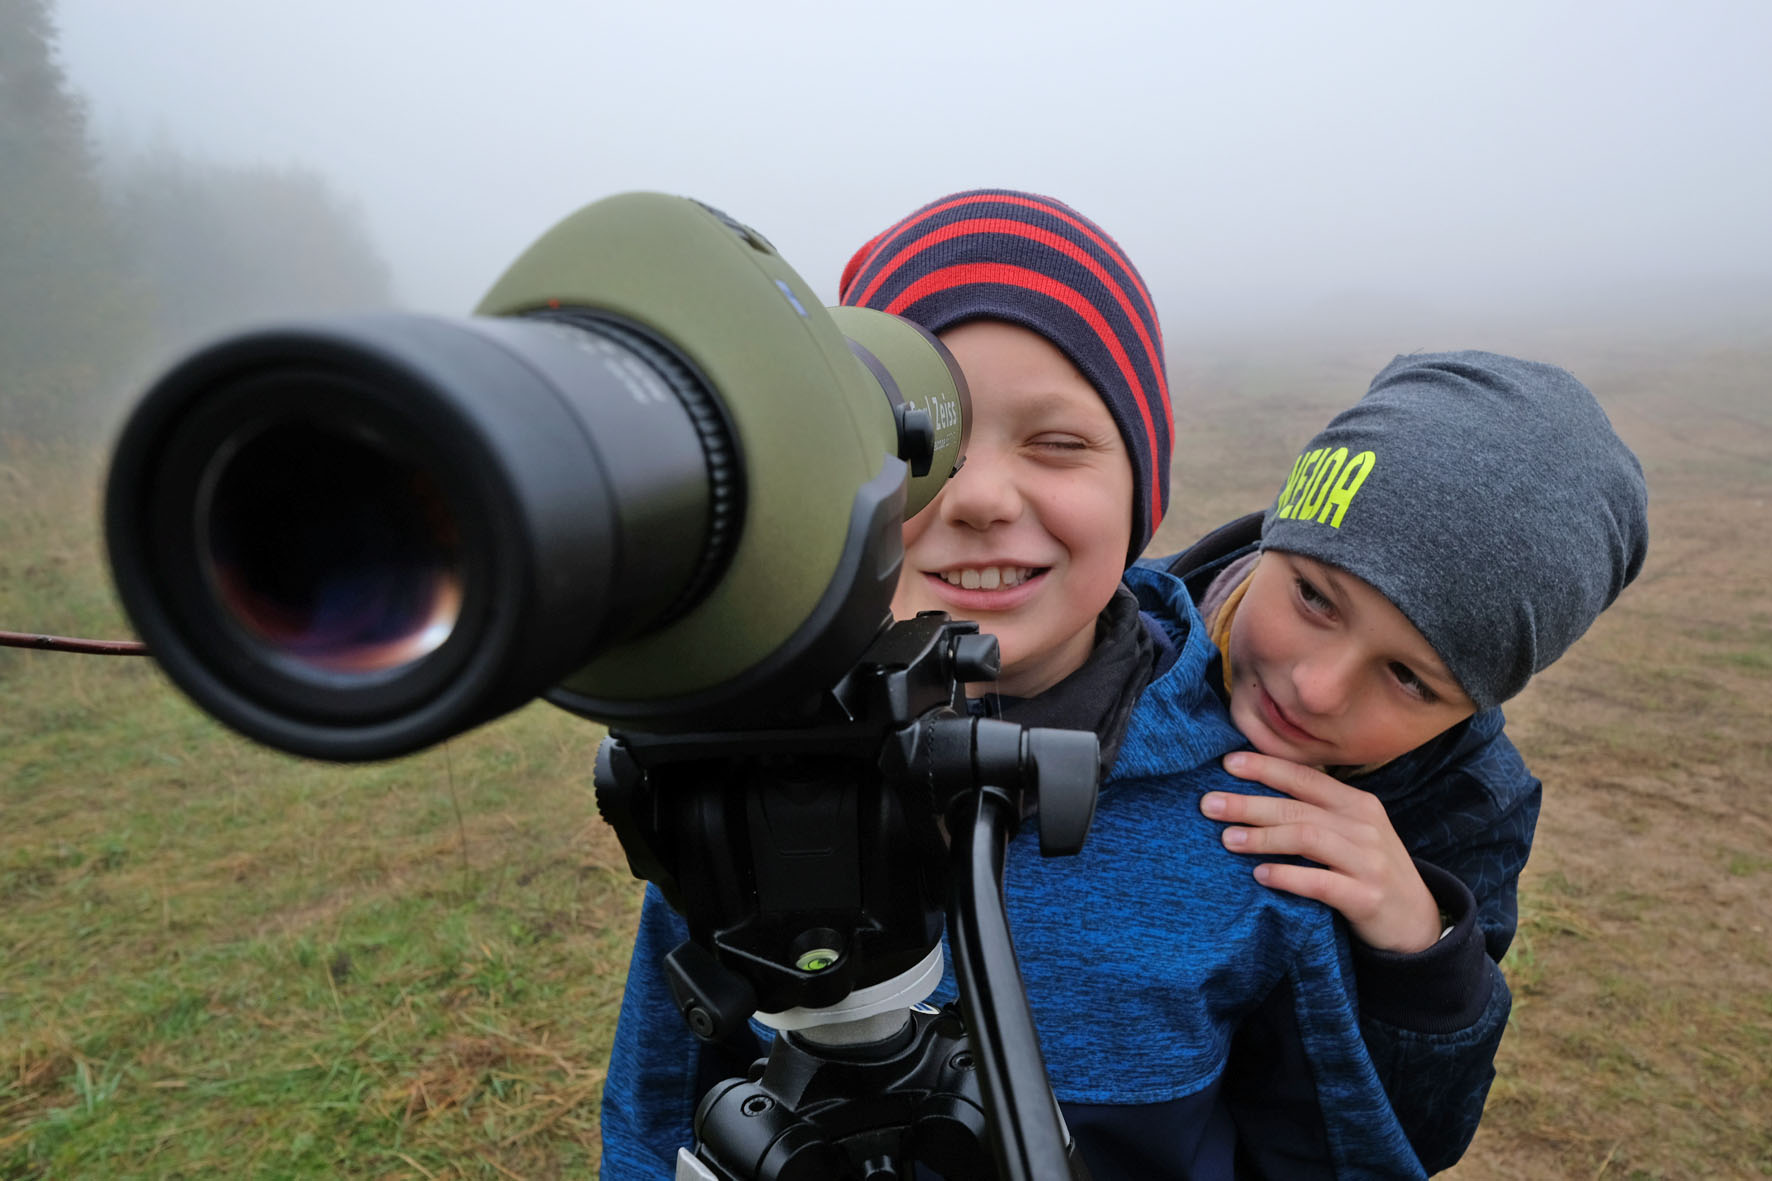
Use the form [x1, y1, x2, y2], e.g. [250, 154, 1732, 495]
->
[949, 633, 1001, 683]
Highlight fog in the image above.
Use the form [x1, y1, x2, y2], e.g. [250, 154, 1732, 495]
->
[53, 0, 1772, 347]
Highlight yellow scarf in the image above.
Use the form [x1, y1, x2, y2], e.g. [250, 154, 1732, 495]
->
[1206, 567, 1255, 698]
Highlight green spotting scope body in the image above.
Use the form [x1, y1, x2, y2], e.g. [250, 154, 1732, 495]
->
[104, 193, 970, 761]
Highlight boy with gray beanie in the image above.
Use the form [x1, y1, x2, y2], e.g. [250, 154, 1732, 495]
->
[1167, 349, 1649, 1172]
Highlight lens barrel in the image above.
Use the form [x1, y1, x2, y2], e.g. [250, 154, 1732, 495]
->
[106, 311, 738, 761]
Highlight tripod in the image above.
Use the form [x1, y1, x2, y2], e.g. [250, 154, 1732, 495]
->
[594, 614, 1101, 1179]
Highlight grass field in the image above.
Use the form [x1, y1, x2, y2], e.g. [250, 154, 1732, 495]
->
[5, 334, 1770, 1178]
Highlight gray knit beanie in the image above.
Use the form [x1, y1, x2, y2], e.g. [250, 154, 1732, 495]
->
[1260, 350, 1649, 709]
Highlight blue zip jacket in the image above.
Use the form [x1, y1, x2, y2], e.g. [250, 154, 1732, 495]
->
[598, 564, 1426, 1179]
[1154, 513, 1542, 1173]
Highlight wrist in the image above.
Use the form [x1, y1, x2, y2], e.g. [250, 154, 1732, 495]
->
[1360, 891, 1444, 955]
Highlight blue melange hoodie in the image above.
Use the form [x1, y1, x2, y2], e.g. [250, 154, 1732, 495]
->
[1158, 511, 1541, 1173]
[598, 565, 1425, 1179]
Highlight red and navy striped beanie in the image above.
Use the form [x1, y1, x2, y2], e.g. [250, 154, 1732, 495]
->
[838, 188, 1171, 563]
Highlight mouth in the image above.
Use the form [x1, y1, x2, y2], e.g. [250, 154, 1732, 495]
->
[1256, 682, 1322, 745]
[918, 564, 1050, 610]
[935, 564, 1040, 590]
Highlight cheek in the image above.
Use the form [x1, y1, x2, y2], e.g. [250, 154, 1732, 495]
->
[1229, 594, 1284, 671]
[893, 502, 939, 616]
[1066, 554, 1126, 619]
[1039, 476, 1132, 564]
[1344, 706, 1431, 761]
[901, 494, 938, 550]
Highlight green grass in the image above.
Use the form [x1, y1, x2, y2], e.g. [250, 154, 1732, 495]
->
[1726, 850, 1772, 877]
[1, 439, 642, 1177]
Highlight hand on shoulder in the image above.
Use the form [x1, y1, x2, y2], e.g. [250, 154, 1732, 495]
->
[1201, 751, 1443, 954]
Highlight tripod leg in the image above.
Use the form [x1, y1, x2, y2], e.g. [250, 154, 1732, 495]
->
[947, 787, 1092, 1180]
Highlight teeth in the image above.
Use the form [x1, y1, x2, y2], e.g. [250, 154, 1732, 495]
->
[940, 566, 1035, 590]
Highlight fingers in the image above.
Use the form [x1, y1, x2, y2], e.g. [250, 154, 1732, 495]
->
[1250, 862, 1381, 917]
[1221, 750, 1353, 809]
[1221, 819, 1369, 876]
[1255, 860, 1444, 954]
[1200, 784, 1384, 843]
[1201, 789, 1324, 830]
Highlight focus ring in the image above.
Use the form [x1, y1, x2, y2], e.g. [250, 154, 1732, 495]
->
[524, 308, 744, 627]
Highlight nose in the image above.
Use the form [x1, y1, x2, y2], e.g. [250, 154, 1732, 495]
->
[935, 442, 1022, 532]
[1289, 646, 1359, 718]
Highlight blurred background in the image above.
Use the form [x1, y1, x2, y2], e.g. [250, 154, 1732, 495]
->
[4, 1, 1769, 1176]
[12, 0, 1772, 436]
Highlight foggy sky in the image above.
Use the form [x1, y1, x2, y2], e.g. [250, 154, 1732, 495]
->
[52, 0, 1772, 338]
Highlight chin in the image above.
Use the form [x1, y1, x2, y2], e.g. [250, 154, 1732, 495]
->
[1233, 699, 1316, 763]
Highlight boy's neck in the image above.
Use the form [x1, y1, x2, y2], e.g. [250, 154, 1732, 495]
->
[972, 586, 1158, 775]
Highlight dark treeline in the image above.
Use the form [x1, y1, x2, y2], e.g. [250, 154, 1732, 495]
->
[0, 0, 392, 443]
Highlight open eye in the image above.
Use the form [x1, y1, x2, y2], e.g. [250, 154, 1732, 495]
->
[1389, 661, 1439, 704]
[1294, 575, 1333, 615]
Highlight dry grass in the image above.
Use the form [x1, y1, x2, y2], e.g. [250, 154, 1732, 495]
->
[1, 432, 641, 1177]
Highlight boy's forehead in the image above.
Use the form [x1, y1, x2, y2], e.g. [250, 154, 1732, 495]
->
[941, 321, 1092, 391]
[940, 323, 1119, 427]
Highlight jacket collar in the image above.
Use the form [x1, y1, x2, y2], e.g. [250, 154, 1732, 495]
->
[1112, 564, 1249, 781]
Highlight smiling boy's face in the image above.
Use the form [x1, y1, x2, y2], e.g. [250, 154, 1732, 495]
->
[1226, 549, 1477, 768]
[893, 319, 1133, 699]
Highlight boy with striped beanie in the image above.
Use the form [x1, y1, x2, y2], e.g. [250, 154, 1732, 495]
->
[840, 189, 1175, 712]
[601, 188, 1437, 1179]
[840, 188, 1171, 562]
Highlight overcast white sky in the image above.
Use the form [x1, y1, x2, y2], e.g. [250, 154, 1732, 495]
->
[52, 0, 1772, 337]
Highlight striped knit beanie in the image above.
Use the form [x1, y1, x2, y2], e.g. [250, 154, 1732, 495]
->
[838, 189, 1171, 564]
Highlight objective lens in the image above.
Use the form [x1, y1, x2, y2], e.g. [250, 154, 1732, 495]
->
[198, 420, 464, 676]
[106, 308, 737, 758]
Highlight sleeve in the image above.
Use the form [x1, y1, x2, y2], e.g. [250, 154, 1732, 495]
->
[1350, 863, 1511, 1174]
[1359, 963, 1512, 1174]
[1350, 727, 1543, 1173]
[598, 885, 704, 1180]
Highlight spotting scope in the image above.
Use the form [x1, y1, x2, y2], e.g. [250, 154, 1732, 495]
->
[104, 193, 969, 761]
[104, 195, 1102, 1177]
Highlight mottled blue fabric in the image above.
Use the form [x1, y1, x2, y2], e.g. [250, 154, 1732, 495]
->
[597, 566, 1424, 1179]
[1158, 516, 1543, 1173]
[1346, 710, 1540, 1172]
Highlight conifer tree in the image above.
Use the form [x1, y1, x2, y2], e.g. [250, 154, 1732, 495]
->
[0, 0, 145, 437]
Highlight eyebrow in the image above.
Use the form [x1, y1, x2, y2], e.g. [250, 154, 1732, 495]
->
[1011, 387, 1105, 420]
[1315, 565, 1466, 696]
